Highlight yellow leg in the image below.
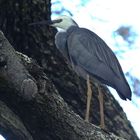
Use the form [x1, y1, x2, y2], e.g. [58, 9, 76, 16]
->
[85, 75, 92, 122]
[98, 86, 105, 129]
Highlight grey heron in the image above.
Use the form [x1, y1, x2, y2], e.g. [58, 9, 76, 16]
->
[30, 15, 132, 128]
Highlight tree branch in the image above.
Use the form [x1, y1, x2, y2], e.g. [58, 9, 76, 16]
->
[0, 31, 126, 140]
[0, 100, 33, 140]
[0, 31, 38, 100]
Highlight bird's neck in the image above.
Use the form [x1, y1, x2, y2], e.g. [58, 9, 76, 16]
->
[67, 26, 78, 34]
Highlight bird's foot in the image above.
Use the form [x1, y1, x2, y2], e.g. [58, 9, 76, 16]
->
[99, 124, 105, 130]
[99, 124, 110, 134]
[85, 117, 90, 123]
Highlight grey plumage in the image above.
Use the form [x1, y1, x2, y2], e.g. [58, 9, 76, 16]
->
[30, 16, 132, 101]
[55, 26, 131, 100]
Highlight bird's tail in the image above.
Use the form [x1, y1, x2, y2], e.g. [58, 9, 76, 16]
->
[115, 80, 132, 100]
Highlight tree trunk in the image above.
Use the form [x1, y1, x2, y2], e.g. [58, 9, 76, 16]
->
[0, 0, 139, 140]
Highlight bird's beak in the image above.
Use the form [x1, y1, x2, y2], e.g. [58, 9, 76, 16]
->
[29, 19, 62, 26]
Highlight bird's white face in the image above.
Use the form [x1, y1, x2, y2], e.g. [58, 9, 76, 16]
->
[51, 15, 78, 30]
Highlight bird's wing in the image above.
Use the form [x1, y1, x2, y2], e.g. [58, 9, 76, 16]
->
[67, 27, 126, 85]
[55, 31, 69, 59]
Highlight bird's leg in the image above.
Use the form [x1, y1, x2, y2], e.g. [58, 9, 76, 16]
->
[97, 85, 105, 129]
[85, 75, 92, 122]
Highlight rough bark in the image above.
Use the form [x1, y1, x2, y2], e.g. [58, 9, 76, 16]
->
[0, 31, 128, 140]
[0, 0, 139, 140]
[0, 31, 38, 100]
[0, 33, 127, 140]
[0, 100, 33, 140]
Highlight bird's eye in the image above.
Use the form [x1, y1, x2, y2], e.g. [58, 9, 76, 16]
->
[59, 19, 63, 22]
